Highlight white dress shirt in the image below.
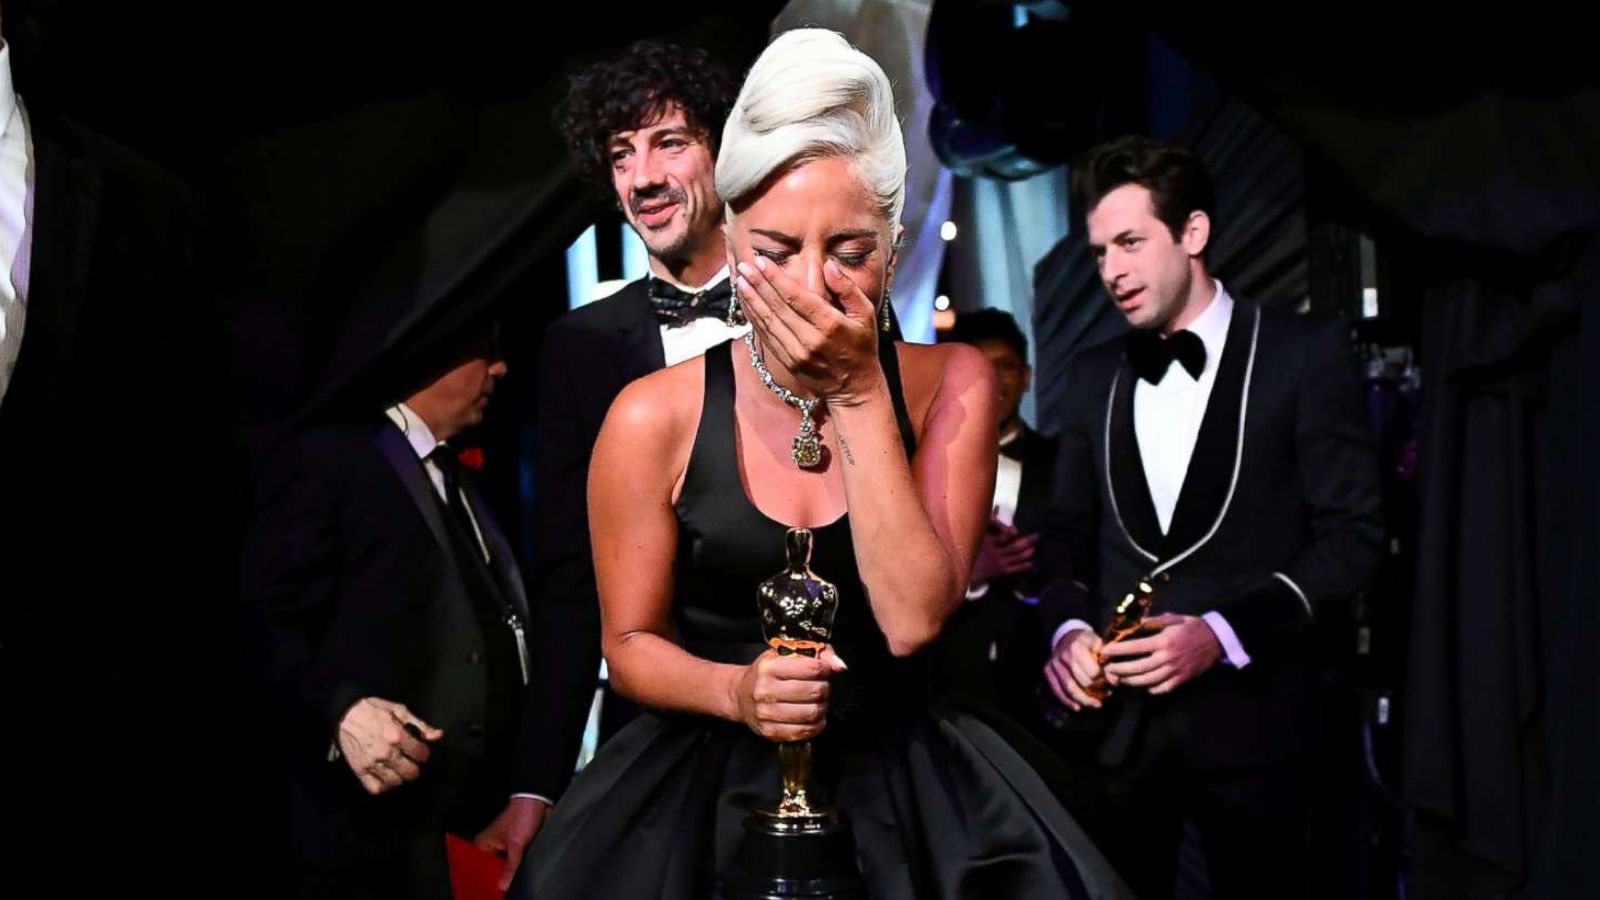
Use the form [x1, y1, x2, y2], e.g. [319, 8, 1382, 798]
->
[1134, 285, 1234, 534]
[1054, 282, 1251, 668]
[966, 428, 1026, 603]
[0, 42, 35, 409]
[385, 404, 490, 563]
[657, 266, 749, 366]
[993, 428, 1024, 528]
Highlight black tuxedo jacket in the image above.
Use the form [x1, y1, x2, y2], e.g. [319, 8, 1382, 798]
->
[524, 277, 670, 799]
[242, 418, 533, 899]
[933, 424, 1060, 713]
[0, 113, 247, 891]
[1038, 300, 1382, 771]
[1009, 424, 1060, 535]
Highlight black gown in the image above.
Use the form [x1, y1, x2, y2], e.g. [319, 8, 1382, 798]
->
[510, 343, 1130, 900]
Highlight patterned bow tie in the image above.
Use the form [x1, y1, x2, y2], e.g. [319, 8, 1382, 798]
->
[1127, 329, 1207, 385]
[648, 276, 733, 327]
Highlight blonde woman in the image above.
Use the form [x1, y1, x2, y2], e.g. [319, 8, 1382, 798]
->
[511, 29, 1129, 900]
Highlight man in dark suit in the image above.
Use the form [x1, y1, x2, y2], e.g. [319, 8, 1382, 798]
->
[520, 40, 741, 835]
[0, 28, 251, 894]
[933, 308, 1058, 727]
[1035, 136, 1382, 899]
[242, 323, 536, 899]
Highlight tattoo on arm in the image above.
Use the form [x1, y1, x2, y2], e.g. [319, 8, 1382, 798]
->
[837, 432, 855, 465]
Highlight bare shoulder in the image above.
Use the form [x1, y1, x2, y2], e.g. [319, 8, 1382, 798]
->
[891, 342, 996, 432]
[599, 356, 706, 460]
[894, 341, 995, 400]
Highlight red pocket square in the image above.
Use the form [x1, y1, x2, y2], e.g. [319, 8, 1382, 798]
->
[445, 833, 506, 900]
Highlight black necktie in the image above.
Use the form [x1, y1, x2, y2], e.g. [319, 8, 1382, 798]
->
[429, 446, 487, 562]
[649, 276, 733, 327]
[1128, 329, 1207, 385]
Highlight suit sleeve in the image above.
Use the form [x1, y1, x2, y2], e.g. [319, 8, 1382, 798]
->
[1213, 318, 1384, 656]
[1035, 357, 1106, 638]
[239, 441, 371, 759]
[516, 322, 605, 799]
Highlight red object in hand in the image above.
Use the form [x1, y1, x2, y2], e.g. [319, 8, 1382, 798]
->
[446, 833, 505, 900]
[457, 447, 485, 471]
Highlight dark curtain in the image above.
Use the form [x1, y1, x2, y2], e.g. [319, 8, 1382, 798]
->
[1405, 237, 1593, 900]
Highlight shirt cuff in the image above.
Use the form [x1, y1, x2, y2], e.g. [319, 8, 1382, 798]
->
[511, 793, 553, 807]
[1201, 610, 1252, 669]
[1050, 619, 1095, 652]
[965, 582, 990, 601]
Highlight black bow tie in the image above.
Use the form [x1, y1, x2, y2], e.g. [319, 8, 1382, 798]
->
[649, 276, 733, 327]
[1128, 329, 1207, 385]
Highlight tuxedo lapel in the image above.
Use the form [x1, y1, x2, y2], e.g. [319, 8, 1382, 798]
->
[1010, 427, 1054, 534]
[615, 280, 666, 382]
[462, 477, 530, 621]
[374, 423, 458, 561]
[1157, 303, 1262, 569]
[1104, 359, 1164, 565]
[376, 423, 522, 621]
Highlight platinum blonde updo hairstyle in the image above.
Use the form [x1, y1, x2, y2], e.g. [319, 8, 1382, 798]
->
[715, 28, 907, 229]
